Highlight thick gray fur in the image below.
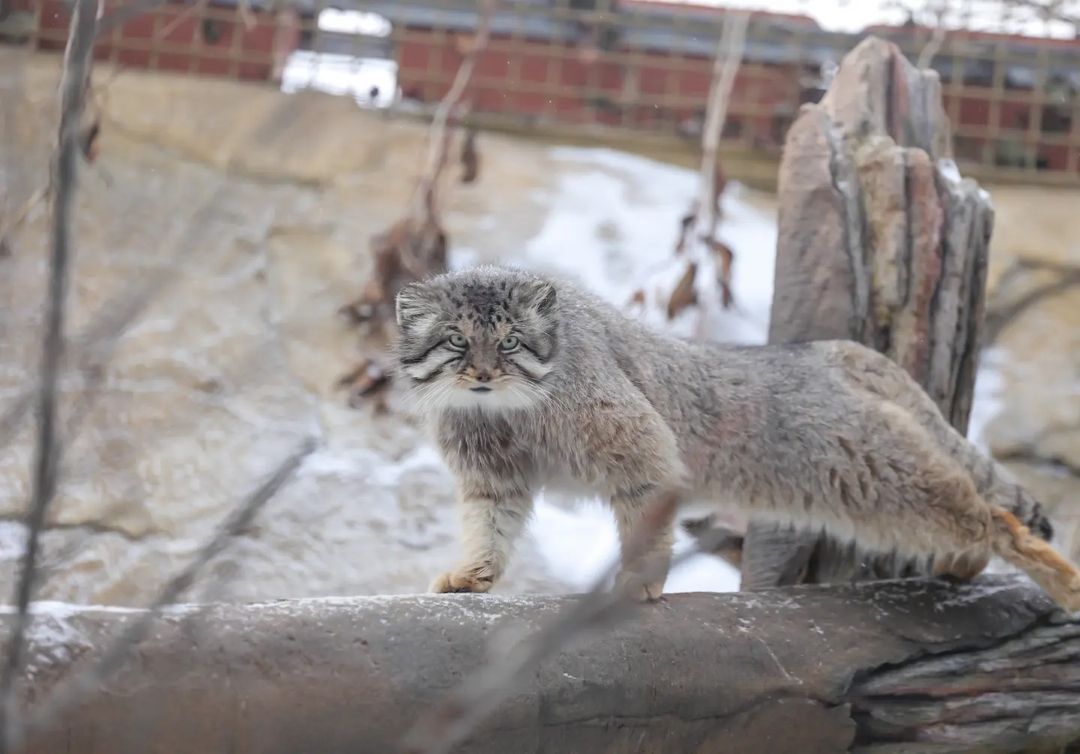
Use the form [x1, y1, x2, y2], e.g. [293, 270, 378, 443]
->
[393, 266, 1054, 599]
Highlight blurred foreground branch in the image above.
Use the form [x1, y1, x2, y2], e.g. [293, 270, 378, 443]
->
[0, 1, 98, 750]
[10, 437, 316, 752]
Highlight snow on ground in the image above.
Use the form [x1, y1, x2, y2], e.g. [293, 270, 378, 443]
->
[513, 146, 778, 594]
[967, 347, 1006, 453]
[524, 147, 777, 344]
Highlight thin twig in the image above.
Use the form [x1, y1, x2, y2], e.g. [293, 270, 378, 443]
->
[153, 0, 208, 41]
[411, 0, 497, 224]
[0, 0, 98, 751]
[236, 0, 256, 32]
[400, 494, 729, 754]
[10, 437, 317, 752]
[695, 10, 748, 246]
[917, 19, 948, 69]
[672, 10, 746, 327]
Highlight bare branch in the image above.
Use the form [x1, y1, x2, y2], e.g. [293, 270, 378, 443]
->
[412, 0, 497, 223]
[11, 437, 317, 752]
[236, 0, 256, 32]
[999, 0, 1080, 25]
[916, 2, 949, 70]
[0, 1, 98, 750]
[666, 11, 747, 322]
[153, 0, 209, 42]
[695, 11, 748, 245]
[917, 24, 948, 69]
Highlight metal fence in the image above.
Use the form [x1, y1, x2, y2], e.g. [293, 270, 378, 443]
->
[3, 0, 1079, 183]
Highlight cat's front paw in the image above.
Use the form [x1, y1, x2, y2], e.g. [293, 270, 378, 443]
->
[615, 571, 665, 602]
[430, 565, 495, 594]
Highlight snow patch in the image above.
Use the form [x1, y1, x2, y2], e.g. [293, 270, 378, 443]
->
[519, 146, 780, 593]
[967, 347, 1005, 452]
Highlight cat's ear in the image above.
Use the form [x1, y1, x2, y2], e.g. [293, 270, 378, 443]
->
[395, 282, 440, 330]
[522, 280, 558, 317]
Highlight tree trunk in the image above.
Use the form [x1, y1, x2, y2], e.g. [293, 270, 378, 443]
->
[9, 577, 1080, 753]
[741, 36, 994, 589]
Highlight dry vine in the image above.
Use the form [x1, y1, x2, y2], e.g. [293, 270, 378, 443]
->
[676, 10, 748, 321]
[337, 0, 497, 404]
[635, 11, 748, 326]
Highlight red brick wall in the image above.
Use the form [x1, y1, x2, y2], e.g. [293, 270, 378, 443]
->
[22, 0, 300, 82]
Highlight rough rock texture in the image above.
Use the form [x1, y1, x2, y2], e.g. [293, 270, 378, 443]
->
[8, 576, 1080, 753]
[742, 37, 996, 588]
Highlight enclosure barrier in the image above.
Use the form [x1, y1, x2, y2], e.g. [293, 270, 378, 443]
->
[2, 0, 1078, 184]
[9, 576, 1080, 753]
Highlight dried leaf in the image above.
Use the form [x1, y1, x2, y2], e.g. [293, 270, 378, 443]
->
[342, 359, 390, 408]
[79, 118, 100, 162]
[344, 216, 448, 334]
[666, 262, 698, 320]
[460, 128, 479, 185]
[673, 208, 695, 255]
[711, 160, 727, 219]
[704, 237, 735, 309]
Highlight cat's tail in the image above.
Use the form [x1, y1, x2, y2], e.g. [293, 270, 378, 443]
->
[990, 480, 1054, 542]
[990, 506, 1080, 611]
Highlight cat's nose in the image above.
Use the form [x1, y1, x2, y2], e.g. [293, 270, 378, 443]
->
[475, 370, 492, 383]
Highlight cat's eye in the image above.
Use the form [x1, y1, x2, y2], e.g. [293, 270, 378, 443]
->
[448, 333, 469, 350]
[499, 335, 520, 352]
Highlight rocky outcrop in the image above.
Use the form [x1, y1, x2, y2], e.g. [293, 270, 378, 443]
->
[742, 37, 997, 588]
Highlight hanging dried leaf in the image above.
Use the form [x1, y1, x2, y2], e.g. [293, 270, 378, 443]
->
[673, 208, 695, 255]
[710, 160, 727, 221]
[339, 0, 494, 408]
[704, 237, 735, 309]
[79, 117, 101, 162]
[666, 261, 698, 320]
[337, 358, 391, 408]
[460, 128, 480, 184]
[343, 216, 448, 335]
